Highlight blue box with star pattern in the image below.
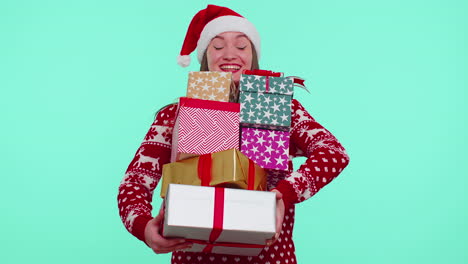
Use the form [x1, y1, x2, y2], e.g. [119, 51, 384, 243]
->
[238, 74, 294, 128]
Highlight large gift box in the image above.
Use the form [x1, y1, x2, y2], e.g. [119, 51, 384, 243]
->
[171, 97, 240, 162]
[239, 74, 294, 128]
[187, 71, 234, 102]
[163, 184, 276, 256]
[161, 149, 267, 198]
[240, 127, 290, 171]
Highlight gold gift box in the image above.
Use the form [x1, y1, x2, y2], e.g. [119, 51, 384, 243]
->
[161, 149, 266, 197]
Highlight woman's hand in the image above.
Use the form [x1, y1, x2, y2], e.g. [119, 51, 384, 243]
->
[265, 189, 285, 246]
[144, 202, 193, 254]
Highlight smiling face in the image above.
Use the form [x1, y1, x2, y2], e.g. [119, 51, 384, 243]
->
[206, 31, 253, 85]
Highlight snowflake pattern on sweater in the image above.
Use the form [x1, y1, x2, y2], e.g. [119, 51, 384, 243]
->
[117, 99, 349, 263]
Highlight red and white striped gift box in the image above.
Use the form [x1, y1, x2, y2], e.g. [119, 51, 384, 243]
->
[171, 97, 240, 162]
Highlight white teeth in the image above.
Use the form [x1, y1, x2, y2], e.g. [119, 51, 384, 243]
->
[220, 65, 240, 70]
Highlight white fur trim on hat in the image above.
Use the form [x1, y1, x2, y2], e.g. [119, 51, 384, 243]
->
[177, 55, 191, 67]
[196, 15, 261, 63]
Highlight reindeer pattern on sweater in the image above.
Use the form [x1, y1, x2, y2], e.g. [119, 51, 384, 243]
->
[118, 99, 349, 264]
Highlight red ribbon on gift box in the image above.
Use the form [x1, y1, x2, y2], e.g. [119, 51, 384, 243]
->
[198, 154, 212, 187]
[242, 69, 309, 93]
[186, 187, 265, 253]
[195, 155, 259, 252]
[243, 69, 283, 77]
[197, 153, 256, 190]
[243, 70, 280, 92]
[207, 187, 224, 251]
[248, 159, 255, 191]
[179, 97, 240, 112]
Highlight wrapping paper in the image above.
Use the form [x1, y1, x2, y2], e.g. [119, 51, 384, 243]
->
[163, 184, 276, 256]
[240, 127, 290, 171]
[239, 74, 293, 127]
[161, 149, 266, 198]
[187, 71, 233, 102]
[171, 97, 240, 162]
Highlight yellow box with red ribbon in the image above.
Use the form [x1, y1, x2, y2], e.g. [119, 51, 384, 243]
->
[160, 149, 266, 198]
[162, 184, 276, 256]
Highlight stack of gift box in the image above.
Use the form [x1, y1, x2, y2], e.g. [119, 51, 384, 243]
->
[238, 71, 294, 171]
[161, 70, 294, 256]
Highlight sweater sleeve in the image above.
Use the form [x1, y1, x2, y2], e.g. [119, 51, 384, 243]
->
[275, 99, 350, 206]
[117, 104, 177, 242]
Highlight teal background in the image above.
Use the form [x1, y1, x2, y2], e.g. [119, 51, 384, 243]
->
[1, 0, 467, 263]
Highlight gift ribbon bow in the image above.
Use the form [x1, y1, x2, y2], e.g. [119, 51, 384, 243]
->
[242, 69, 310, 93]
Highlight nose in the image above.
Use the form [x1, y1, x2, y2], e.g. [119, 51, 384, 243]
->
[222, 45, 237, 61]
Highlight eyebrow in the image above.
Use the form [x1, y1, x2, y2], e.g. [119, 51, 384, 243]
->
[235, 34, 248, 39]
[213, 34, 249, 40]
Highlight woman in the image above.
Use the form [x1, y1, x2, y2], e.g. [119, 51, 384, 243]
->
[118, 5, 349, 264]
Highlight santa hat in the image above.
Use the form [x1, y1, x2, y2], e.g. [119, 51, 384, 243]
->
[177, 5, 261, 67]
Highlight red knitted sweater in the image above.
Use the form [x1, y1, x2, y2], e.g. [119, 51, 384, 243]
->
[118, 99, 349, 264]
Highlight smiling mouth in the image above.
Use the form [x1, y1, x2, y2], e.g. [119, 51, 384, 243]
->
[220, 64, 241, 72]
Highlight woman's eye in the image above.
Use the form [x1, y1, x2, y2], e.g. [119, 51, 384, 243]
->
[214, 46, 223, 50]
[237, 46, 247, 50]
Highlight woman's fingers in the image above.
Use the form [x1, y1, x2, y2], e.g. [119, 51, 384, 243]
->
[149, 235, 192, 254]
[264, 191, 285, 246]
[150, 230, 186, 247]
[265, 237, 274, 246]
[271, 188, 283, 200]
[265, 232, 280, 246]
[154, 208, 165, 224]
[145, 211, 192, 254]
[152, 241, 193, 254]
[144, 201, 194, 254]
[275, 191, 283, 200]
[171, 242, 194, 251]
[276, 200, 285, 233]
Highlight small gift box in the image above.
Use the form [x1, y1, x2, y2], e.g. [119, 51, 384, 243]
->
[239, 73, 294, 127]
[163, 184, 276, 256]
[161, 149, 266, 198]
[187, 71, 234, 102]
[171, 97, 240, 162]
[240, 127, 290, 171]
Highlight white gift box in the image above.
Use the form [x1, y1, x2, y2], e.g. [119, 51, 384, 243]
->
[163, 184, 276, 256]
